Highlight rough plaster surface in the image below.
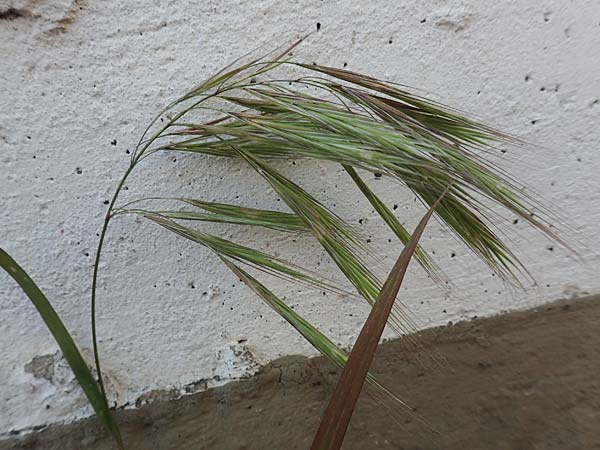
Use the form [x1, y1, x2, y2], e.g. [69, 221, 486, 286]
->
[1, 0, 599, 435]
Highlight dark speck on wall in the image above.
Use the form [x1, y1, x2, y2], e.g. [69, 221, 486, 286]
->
[0, 7, 28, 20]
[111, 139, 117, 146]
[316, 22, 321, 31]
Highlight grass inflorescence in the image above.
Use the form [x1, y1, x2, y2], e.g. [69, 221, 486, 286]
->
[85, 38, 567, 447]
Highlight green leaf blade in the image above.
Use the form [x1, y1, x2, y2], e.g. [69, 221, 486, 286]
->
[0, 248, 123, 450]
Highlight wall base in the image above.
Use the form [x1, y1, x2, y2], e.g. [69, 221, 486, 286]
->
[2, 295, 599, 450]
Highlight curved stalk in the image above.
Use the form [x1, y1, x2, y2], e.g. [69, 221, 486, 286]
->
[90, 162, 135, 402]
[88, 77, 236, 406]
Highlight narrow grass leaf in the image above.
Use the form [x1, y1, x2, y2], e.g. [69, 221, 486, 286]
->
[310, 188, 447, 450]
[0, 248, 124, 450]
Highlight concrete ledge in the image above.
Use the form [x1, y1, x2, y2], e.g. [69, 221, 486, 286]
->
[2, 295, 599, 450]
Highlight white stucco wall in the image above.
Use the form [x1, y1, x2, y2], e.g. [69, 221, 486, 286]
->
[1, 0, 599, 436]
